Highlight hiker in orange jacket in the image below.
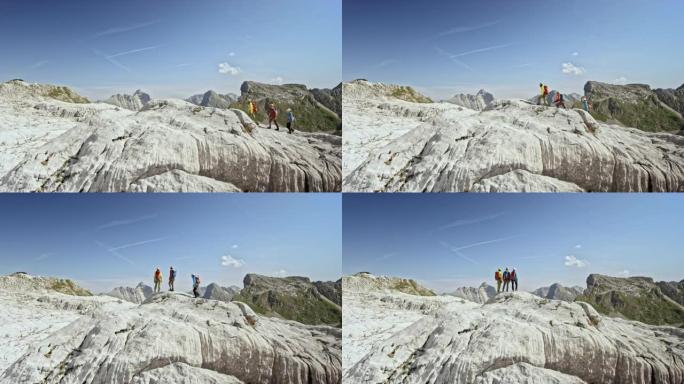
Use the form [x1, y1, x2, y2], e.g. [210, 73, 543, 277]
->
[494, 268, 503, 293]
[153, 268, 162, 293]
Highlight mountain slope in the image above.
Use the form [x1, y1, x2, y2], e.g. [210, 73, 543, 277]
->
[655, 84, 684, 116]
[585, 81, 684, 132]
[575, 274, 684, 326]
[202, 282, 241, 302]
[0, 80, 341, 192]
[343, 274, 684, 383]
[233, 274, 342, 326]
[343, 80, 684, 192]
[445, 89, 494, 111]
[447, 282, 496, 303]
[0, 272, 92, 296]
[105, 282, 153, 304]
[343, 272, 435, 296]
[103, 89, 151, 111]
[533, 283, 584, 301]
[186, 90, 237, 109]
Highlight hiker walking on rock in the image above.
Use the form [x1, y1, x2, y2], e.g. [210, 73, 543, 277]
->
[538, 83, 550, 106]
[153, 268, 162, 293]
[286, 108, 295, 134]
[503, 268, 511, 292]
[554, 92, 566, 109]
[267, 103, 280, 131]
[168, 266, 176, 292]
[510, 268, 518, 291]
[494, 268, 503, 293]
[191, 274, 201, 298]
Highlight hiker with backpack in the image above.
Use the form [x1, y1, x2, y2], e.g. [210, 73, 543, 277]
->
[168, 266, 176, 292]
[554, 92, 566, 109]
[191, 274, 201, 298]
[267, 103, 279, 130]
[153, 268, 162, 293]
[286, 108, 295, 134]
[494, 268, 503, 293]
[538, 83, 550, 106]
[510, 268, 518, 291]
[248, 99, 258, 125]
[502, 268, 511, 292]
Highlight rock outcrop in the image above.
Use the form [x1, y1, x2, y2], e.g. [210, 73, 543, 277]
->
[445, 89, 494, 111]
[656, 279, 684, 306]
[447, 282, 496, 303]
[186, 90, 238, 109]
[585, 81, 684, 132]
[0, 274, 341, 383]
[533, 283, 584, 301]
[202, 282, 241, 302]
[343, 80, 684, 192]
[0, 272, 92, 296]
[343, 272, 435, 297]
[103, 89, 151, 111]
[343, 273, 684, 384]
[313, 279, 342, 306]
[576, 274, 684, 326]
[105, 282, 153, 304]
[233, 81, 341, 133]
[655, 84, 684, 116]
[0, 80, 341, 192]
[233, 274, 342, 326]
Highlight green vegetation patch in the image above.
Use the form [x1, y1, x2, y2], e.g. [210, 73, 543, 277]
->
[392, 280, 436, 296]
[590, 95, 684, 132]
[50, 279, 93, 296]
[389, 86, 433, 103]
[46, 86, 90, 104]
[231, 96, 341, 133]
[576, 290, 684, 327]
[234, 289, 341, 326]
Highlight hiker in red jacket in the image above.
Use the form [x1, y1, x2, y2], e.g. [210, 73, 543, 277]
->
[267, 103, 280, 131]
[554, 92, 567, 109]
[494, 268, 503, 293]
[510, 268, 518, 291]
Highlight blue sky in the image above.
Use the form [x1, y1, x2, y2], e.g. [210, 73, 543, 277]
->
[343, 194, 683, 293]
[0, 0, 341, 100]
[0, 194, 341, 293]
[343, 0, 684, 100]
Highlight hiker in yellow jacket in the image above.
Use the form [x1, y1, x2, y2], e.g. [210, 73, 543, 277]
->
[538, 83, 549, 106]
[248, 99, 258, 125]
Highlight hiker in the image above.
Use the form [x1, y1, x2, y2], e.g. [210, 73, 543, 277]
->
[503, 267, 511, 292]
[191, 274, 201, 298]
[494, 268, 503, 293]
[153, 268, 162, 293]
[538, 83, 550, 106]
[554, 92, 566, 109]
[286, 108, 295, 134]
[510, 268, 518, 291]
[248, 99, 258, 124]
[168, 266, 176, 292]
[581, 96, 589, 112]
[267, 103, 279, 130]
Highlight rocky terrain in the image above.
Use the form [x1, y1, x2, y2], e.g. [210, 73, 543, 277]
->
[232, 81, 342, 133]
[445, 89, 494, 111]
[233, 274, 342, 326]
[186, 90, 238, 109]
[311, 83, 342, 117]
[585, 81, 684, 132]
[576, 274, 684, 326]
[533, 283, 584, 302]
[105, 282, 153, 304]
[103, 89, 151, 111]
[203, 282, 241, 302]
[343, 272, 684, 384]
[0, 273, 341, 383]
[446, 282, 496, 304]
[0, 79, 341, 192]
[343, 79, 684, 192]
[343, 272, 435, 296]
[655, 84, 684, 118]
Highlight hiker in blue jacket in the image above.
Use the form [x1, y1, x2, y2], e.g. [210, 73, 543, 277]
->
[286, 108, 295, 134]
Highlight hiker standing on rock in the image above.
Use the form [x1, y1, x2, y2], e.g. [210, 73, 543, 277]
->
[168, 266, 176, 292]
[286, 108, 295, 134]
[494, 268, 503, 293]
[248, 99, 258, 125]
[503, 268, 511, 292]
[267, 103, 280, 131]
[554, 92, 566, 109]
[192, 274, 201, 298]
[510, 268, 518, 291]
[538, 83, 550, 106]
[153, 268, 162, 293]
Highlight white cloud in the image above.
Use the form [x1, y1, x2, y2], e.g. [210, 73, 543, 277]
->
[270, 76, 284, 85]
[231, 244, 238, 249]
[572, 52, 579, 57]
[617, 269, 630, 277]
[614, 76, 628, 84]
[564, 255, 588, 268]
[562, 62, 586, 76]
[221, 255, 245, 268]
[274, 269, 288, 277]
[228, 52, 235, 57]
[574, 244, 582, 249]
[218, 62, 241, 76]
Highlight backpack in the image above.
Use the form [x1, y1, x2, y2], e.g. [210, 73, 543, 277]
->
[170, 269, 176, 279]
[494, 271, 501, 281]
[543, 85, 549, 95]
[510, 270, 516, 280]
[560, 93, 564, 102]
[195, 276, 201, 286]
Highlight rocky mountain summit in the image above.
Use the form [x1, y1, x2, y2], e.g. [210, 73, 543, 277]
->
[203, 282, 241, 302]
[0, 80, 341, 192]
[343, 272, 435, 296]
[445, 89, 494, 111]
[576, 274, 684, 326]
[585, 81, 684, 132]
[655, 84, 684, 118]
[0, 273, 341, 383]
[447, 282, 496, 303]
[343, 272, 684, 383]
[103, 89, 151, 111]
[105, 282, 153, 304]
[233, 81, 342, 133]
[343, 80, 684, 192]
[533, 283, 584, 301]
[233, 274, 342, 326]
[0, 272, 92, 296]
[310, 83, 342, 117]
[186, 90, 238, 109]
